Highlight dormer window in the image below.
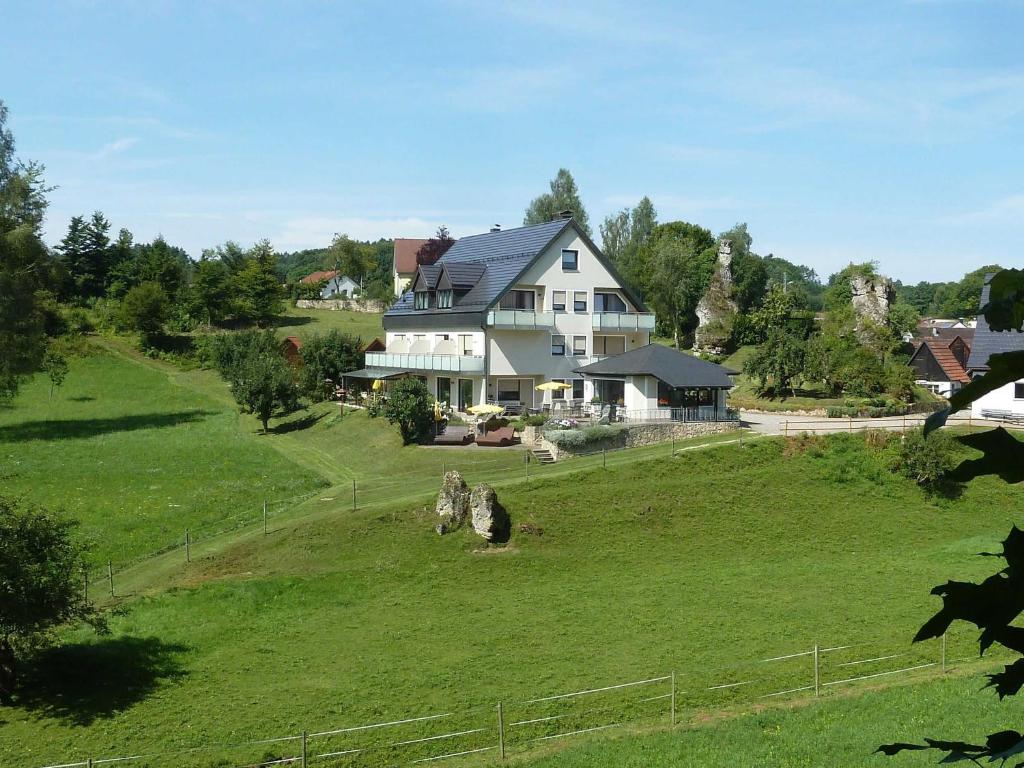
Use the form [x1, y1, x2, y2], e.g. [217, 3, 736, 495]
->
[414, 291, 431, 310]
[436, 289, 453, 309]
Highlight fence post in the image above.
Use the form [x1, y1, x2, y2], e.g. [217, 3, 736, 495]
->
[497, 701, 506, 760]
[442, 461, 446, 479]
[813, 644, 820, 696]
[672, 436, 676, 456]
[352, 479, 357, 511]
[107, 560, 114, 598]
[602, 448, 606, 468]
[848, 417, 853, 433]
[784, 420, 789, 438]
[87, 759, 93, 768]
[526, 453, 530, 482]
[263, 500, 268, 535]
[301, 730, 308, 768]
[941, 633, 946, 673]
[670, 670, 677, 726]
[185, 529, 190, 563]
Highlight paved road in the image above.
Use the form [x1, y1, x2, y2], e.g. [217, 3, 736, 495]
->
[740, 411, 930, 436]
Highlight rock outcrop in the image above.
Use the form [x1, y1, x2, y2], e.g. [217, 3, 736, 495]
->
[470, 483, 510, 543]
[694, 239, 739, 355]
[851, 274, 895, 328]
[435, 471, 471, 534]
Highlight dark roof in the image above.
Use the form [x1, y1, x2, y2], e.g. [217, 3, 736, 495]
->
[910, 339, 970, 383]
[394, 238, 429, 274]
[914, 326, 975, 344]
[574, 344, 737, 388]
[342, 367, 412, 380]
[383, 218, 646, 330]
[967, 276, 1024, 372]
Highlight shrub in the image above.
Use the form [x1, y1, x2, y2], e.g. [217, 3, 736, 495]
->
[382, 377, 435, 445]
[545, 424, 622, 450]
[119, 282, 169, 345]
[62, 306, 94, 335]
[518, 414, 548, 427]
[892, 428, 958, 488]
[297, 330, 364, 401]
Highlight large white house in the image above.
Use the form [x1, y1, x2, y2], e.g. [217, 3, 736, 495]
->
[968, 275, 1024, 419]
[350, 217, 736, 420]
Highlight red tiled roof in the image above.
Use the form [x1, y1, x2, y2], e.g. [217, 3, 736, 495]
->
[299, 270, 339, 284]
[394, 238, 429, 275]
[919, 338, 971, 383]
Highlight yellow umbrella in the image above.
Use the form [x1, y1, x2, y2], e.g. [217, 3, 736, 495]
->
[535, 381, 573, 392]
[467, 404, 504, 415]
[372, 379, 383, 391]
[434, 400, 443, 421]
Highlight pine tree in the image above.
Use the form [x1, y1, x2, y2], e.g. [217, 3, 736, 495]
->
[523, 168, 591, 235]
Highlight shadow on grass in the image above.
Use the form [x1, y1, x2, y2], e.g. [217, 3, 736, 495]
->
[952, 427, 1024, 484]
[16, 637, 188, 725]
[273, 315, 313, 329]
[272, 411, 327, 434]
[67, 396, 96, 402]
[0, 410, 215, 442]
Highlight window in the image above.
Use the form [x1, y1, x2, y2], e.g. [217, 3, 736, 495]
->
[573, 291, 588, 312]
[594, 335, 625, 355]
[436, 289, 453, 308]
[561, 249, 579, 271]
[572, 379, 585, 400]
[437, 377, 451, 405]
[551, 334, 566, 356]
[496, 379, 521, 402]
[499, 290, 536, 311]
[1016, 382, 1024, 399]
[552, 290, 566, 312]
[414, 291, 430, 310]
[572, 336, 586, 356]
[551, 379, 567, 400]
[459, 334, 473, 355]
[594, 292, 627, 313]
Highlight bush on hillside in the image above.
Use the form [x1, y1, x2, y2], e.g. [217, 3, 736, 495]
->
[544, 424, 623, 450]
[891, 428, 958, 488]
[210, 330, 298, 431]
[297, 330, 364, 401]
[383, 377, 435, 445]
[118, 282, 169, 345]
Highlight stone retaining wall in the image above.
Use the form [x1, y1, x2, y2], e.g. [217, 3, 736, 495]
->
[530, 421, 738, 461]
[295, 298, 387, 314]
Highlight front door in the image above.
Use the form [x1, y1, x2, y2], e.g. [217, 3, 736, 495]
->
[458, 378, 474, 411]
[437, 377, 451, 406]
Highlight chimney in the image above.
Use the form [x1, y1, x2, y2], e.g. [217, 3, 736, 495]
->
[559, 209, 573, 220]
[490, 224, 501, 233]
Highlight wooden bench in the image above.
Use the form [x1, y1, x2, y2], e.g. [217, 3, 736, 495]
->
[476, 426, 517, 447]
[433, 426, 474, 445]
[981, 409, 1024, 423]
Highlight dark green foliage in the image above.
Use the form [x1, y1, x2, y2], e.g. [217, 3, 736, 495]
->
[897, 265, 1004, 318]
[743, 326, 807, 396]
[231, 240, 284, 327]
[721, 223, 767, 313]
[118, 282, 169, 344]
[523, 168, 591, 235]
[891, 428, 958, 487]
[382, 377, 434, 445]
[600, 196, 657, 286]
[188, 257, 231, 325]
[55, 212, 111, 301]
[297, 330, 364, 401]
[211, 330, 297, 432]
[762, 255, 824, 310]
[0, 497, 99, 702]
[640, 221, 717, 346]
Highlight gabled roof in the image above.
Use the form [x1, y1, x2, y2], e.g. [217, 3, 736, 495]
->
[911, 338, 971, 383]
[967, 276, 1024, 372]
[384, 218, 646, 327]
[574, 344, 738, 388]
[299, 269, 339, 284]
[915, 326, 975, 344]
[394, 238, 429, 275]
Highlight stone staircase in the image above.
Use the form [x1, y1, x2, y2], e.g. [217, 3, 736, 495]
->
[531, 447, 555, 464]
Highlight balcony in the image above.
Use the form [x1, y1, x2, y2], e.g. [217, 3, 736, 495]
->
[365, 351, 485, 374]
[592, 312, 656, 332]
[487, 309, 556, 330]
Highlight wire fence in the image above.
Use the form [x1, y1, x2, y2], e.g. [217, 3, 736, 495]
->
[38, 624, 1003, 768]
[779, 413, 1022, 437]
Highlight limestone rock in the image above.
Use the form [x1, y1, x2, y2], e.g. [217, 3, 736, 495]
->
[435, 471, 471, 534]
[470, 483, 510, 543]
[694, 239, 739, 355]
[851, 274, 895, 328]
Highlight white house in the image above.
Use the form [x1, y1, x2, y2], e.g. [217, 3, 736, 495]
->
[299, 270, 360, 299]
[967, 275, 1024, 419]
[347, 217, 736, 420]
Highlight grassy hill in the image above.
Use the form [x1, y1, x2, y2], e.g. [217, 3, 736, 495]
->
[1, 408, 1020, 767]
[276, 305, 385, 344]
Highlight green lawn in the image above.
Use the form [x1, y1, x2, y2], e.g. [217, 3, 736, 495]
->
[0, 346, 326, 567]
[276, 304, 385, 344]
[2, 432, 1020, 767]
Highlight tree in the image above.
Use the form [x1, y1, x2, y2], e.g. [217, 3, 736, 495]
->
[298, 330, 364, 401]
[639, 222, 716, 347]
[762, 254, 824, 310]
[211, 331, 297, 432]
[722, 223, 768, 312]
[600, 196, 659, 293]
[119, 282, 169, 344]
[599, 208, 630, 264]
[383, 377, 435, 445]
[326, 234, 376, 284]
[743, 326, 806, 396]
[0, 497, 99, 702]
[189, 257, 231, 326]
[523, 168, 591, 235]
[415, 226, 455, 267]
[232, 240, 284, 326]
[42, 348, 68, 400]
[0, 100, 49, 399]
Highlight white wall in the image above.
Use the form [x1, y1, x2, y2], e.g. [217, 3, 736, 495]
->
[386, 330, 485, 356]
[972, 380, 1024, 416]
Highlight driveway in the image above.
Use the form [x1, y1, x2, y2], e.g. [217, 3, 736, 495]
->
[741, 411, 929, 436]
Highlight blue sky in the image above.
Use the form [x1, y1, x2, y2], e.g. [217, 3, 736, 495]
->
[2, 1, 1022, 282]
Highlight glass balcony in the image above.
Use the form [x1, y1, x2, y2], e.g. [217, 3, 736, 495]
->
[592, 313, 656, 331]
[487, 309, 556, 329]
[365, 351, 485, 374]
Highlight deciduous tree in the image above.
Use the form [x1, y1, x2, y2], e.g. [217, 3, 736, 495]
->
[383, 377, 435, 445]
[298, 330, 364, 401]
[523, 168, 591, 235]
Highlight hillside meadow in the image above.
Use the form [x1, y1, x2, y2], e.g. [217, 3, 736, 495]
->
[0, 412, 1020, 767]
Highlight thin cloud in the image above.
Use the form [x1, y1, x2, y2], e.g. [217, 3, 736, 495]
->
[93, 137, 139, 160]
[940, 194, 1024, 224]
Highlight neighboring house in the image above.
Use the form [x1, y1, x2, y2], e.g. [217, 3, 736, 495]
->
[966, 275, 1024, 419]
[281, 335, 303, 365]
[363, 337, 386, 353]
[393, 238, 430, 296]
[299, 270, 359, 299]
[349, 217, 736, 417]
[908, 336, 971, 397]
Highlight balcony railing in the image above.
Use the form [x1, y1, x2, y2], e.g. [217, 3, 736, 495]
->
[365, 351, 485, 374]
[487, 309, 556, 329]
[592, 312, 656, 331]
